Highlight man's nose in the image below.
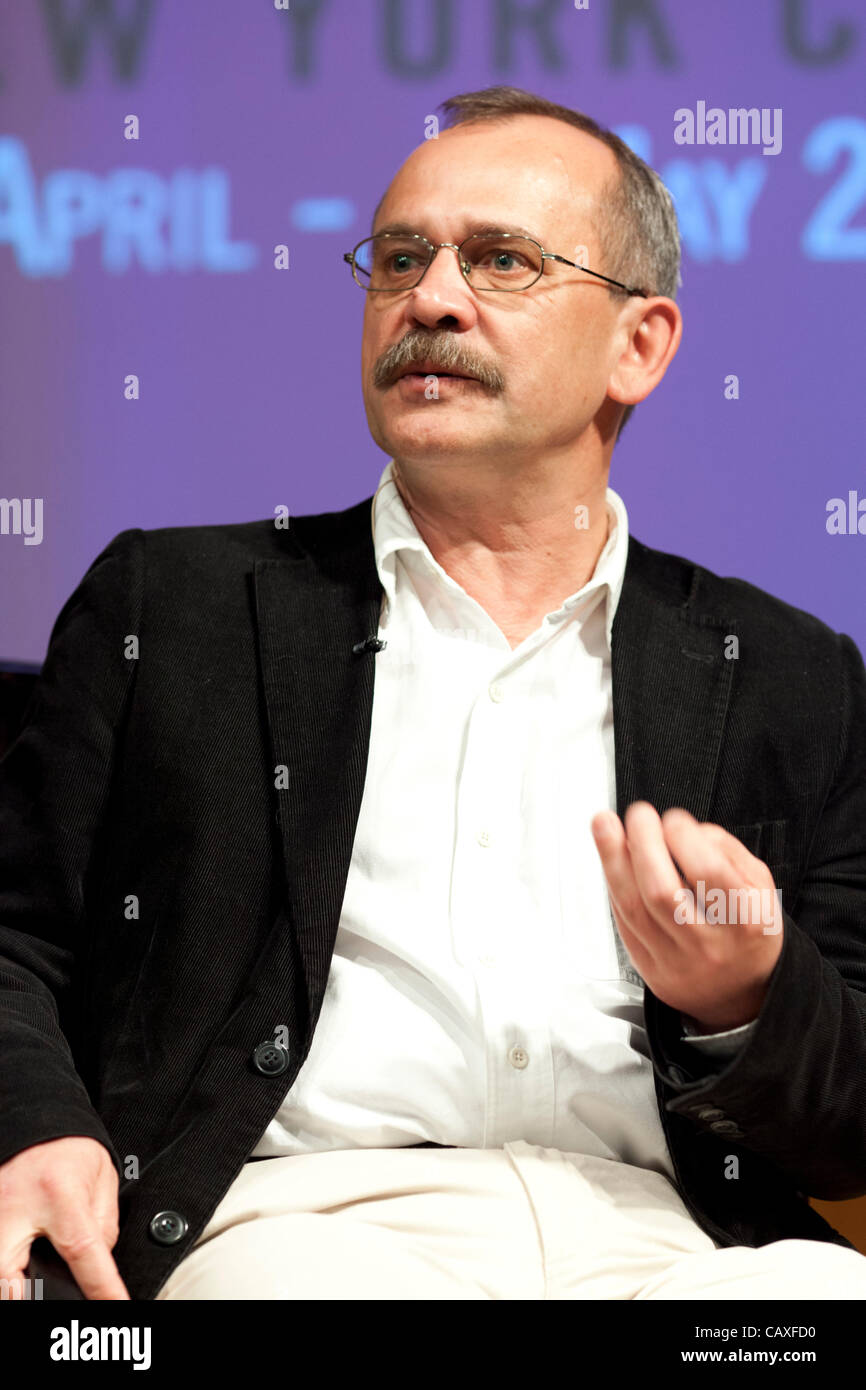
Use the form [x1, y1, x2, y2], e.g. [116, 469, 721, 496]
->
[407, 245, 476, 324]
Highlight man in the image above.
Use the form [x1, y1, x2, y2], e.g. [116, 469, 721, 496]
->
[2, 85, 866, 1302]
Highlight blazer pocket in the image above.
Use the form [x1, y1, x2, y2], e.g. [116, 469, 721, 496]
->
[730, 818, 789, 866]
[729, 819, 796, 914]
[90, 892, 167, 1093]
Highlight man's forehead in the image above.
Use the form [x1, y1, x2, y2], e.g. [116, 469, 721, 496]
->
[412, 117, 611, 182]
[376, 120, 609, 232]
[372, 193, 599, 245]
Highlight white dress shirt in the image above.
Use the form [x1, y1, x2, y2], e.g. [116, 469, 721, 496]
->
[252, 461, 752, 1179]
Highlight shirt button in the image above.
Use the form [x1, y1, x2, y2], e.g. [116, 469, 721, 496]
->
[148, 1210, 188, 1245]
[508, 1044, 529, 1070]
[477, 829, 491, 848]
[477, 954, 496, 968]
[252, 1041, 291, 1076]
[488, 682, 504, 702]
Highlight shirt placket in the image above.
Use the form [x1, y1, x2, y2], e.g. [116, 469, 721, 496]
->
[450, 644, 556, 1150]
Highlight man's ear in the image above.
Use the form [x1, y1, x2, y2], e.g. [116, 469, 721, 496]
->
[607, 297, 683, 411]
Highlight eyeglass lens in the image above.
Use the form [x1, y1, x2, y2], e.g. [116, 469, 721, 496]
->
[354, 233, 543, 290]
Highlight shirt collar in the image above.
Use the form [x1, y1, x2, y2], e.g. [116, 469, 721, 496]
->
[370, 458, 629, 651]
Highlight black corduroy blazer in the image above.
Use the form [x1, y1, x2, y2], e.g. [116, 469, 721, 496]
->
[1, 493, 866, 1301]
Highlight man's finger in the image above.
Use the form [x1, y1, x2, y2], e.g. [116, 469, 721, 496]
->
[591, 809, 632, 901]
[591, 808, 661, 964]
[622, 802, 688, 941]
[90, 1175, 121, 1252]
[661, 808, 745, 899]
[50, 1223, 131, 1300]
[0, 1259, 30, 1300]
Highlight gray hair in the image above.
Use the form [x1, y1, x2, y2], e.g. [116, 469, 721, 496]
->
[376, 85, 682, 442]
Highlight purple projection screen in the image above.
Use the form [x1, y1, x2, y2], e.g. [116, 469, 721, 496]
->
[1, 1, 865, 669]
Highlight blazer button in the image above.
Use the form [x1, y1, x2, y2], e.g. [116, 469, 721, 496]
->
[252, 1041, 290, 1076]
[148, 1211, 188, 1245]
[695, 1106, 726, 1121]
[710, 1119, 744, 1136]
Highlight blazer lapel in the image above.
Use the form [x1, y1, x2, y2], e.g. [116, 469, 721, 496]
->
[612, 535, 737, 824]
[253, 501, 382, 1039]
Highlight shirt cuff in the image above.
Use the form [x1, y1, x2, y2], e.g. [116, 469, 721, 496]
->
[678, 1014, 757, 1058]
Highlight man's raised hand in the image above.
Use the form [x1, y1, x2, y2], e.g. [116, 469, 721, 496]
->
[590, 801, 784, 1033]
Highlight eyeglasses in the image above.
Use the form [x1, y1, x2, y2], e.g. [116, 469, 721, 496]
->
[343, 230, 649, 297]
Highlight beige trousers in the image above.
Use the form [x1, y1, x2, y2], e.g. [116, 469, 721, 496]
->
[155, 1142, 866, 1300]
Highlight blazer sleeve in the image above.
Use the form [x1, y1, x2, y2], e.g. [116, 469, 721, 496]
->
[0, 528, 144, 1175]
[647, 629, 866, 1200]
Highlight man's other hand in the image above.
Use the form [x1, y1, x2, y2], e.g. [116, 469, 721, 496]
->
[0, 1136, 130, 1300]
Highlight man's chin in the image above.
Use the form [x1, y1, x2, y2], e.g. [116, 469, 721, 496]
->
[369, 400, 501, 462]
[377, 435, 499, 470]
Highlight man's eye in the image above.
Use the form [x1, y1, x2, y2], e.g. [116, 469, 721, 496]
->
[487, 249, 526, 269]
[386, 254, 422, 272]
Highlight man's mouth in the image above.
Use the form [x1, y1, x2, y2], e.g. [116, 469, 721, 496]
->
[394, 361, 477, 383]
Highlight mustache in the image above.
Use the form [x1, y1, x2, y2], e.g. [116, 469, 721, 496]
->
[373, 334, 505, 392]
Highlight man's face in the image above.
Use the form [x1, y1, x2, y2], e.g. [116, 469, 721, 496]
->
[359, 114, 633, 471]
